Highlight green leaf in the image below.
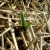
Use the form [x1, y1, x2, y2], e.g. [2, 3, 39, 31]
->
[20, 11, 32, 31]
[20, 11, 25, 28]
[25, 22, 31, 29]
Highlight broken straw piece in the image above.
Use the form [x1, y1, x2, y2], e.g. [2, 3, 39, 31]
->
[47, 18, 50, 32]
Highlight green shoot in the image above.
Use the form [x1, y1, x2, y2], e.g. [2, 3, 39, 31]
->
[20, 11, 25, 29]
[25, 22, 31, 29]
[20, 11, 31, 31]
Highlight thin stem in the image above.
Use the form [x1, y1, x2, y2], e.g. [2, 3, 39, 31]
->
[26, 30, 34, 50]
[10, 44, 13, 50]
[21, 31, 28, 47]
[2, 35, 4, 50]
[26, 37, 37, 50]
[4, 35, 15, 48]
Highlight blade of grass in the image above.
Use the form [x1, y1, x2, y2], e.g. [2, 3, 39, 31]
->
[26, 22, 31, 29]
[20, 11, 25, 28]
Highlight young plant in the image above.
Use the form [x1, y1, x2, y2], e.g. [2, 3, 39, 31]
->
[20, 11, 31, 31]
